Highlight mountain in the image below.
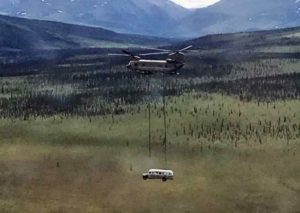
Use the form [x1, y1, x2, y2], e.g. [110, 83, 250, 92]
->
[0, 14, 172, 52]
[0, 0, 188, 36]
[173, 0, 300, 37]
[1, 0, 300, 38]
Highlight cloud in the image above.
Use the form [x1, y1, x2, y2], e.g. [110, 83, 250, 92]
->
[169, 0, 220, 9]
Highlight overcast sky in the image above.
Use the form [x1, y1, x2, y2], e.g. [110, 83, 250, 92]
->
[169, 0, 220, 9]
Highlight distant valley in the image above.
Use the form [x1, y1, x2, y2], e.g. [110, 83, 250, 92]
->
[2, 13, 300, 79]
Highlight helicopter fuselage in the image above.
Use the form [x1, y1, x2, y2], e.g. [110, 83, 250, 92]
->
[126, 59, 184, 75]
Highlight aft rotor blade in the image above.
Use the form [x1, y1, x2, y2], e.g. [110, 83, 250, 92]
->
[179, 45, 193, 52]
[108, 53, 129, 56]
[142, 47, 171, 52]
[139, 52, 170, 56]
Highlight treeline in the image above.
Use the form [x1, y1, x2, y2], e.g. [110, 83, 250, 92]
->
[1, 51, 300, 118]
[195, 72, 300, 101]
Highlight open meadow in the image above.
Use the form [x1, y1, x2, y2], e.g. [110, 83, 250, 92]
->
[0, 93, 300, 212]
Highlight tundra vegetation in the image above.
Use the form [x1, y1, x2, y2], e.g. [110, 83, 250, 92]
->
[1, 30, 300, 212]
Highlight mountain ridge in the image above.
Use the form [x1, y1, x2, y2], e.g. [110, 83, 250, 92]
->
[173, 0, 300, 37]
[0, 0, 188, 36]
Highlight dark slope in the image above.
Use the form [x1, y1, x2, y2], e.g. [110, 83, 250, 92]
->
[176, 26, 300, 50]
[0, 14, 172, 51]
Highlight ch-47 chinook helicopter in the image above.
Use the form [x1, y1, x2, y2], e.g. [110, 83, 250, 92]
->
[108, 45, 193, 75]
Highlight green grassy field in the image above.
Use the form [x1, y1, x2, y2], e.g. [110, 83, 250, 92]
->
[1, 94, 300, 212]
[2, 26, 300, 212]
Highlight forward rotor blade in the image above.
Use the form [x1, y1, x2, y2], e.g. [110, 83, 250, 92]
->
[122, 50, 133, 55]
[142, 47, 171, 52]
[139, 52, 170, 56]
[179, 45, 193, 52]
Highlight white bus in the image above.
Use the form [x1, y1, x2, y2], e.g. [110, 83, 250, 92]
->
[142, 169, 174, 182]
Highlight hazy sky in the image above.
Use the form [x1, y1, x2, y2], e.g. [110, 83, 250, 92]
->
[170, 0, 220, 9]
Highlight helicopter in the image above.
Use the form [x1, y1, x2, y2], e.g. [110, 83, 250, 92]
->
[108, 45, 192, 75]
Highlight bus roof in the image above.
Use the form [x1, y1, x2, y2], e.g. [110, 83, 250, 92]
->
[149, 169, 173, 173]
